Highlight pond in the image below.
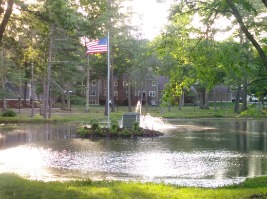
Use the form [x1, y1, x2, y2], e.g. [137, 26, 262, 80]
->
[0, 119, 266, 188]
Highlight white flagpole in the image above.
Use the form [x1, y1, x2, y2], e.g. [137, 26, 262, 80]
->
[107, 31, 110, 128]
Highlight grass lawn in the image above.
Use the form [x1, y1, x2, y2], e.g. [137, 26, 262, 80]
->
[0, 173, 267, 199]
[1, 103, 266, 123]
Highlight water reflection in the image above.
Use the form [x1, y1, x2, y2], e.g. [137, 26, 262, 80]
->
[0, 123, 76, 148]
[0, 119, 266, 187]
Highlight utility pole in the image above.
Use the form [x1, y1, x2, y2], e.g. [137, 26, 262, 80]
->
[85, 37, 90, 112]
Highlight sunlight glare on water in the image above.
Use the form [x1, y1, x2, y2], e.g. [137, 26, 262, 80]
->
[140, 114, 176, 130]
[0, 119, 266, 187]
[0, 143, 247, 187]
[0, 146, 52, 180]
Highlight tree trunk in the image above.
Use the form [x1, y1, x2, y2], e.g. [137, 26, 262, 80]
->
[60, 91, 65, 110]
[213, 88, 217, 112]
[44, 26, 53, 119]
[104, 78, 109, 116]
[24, 82, 27, 102]
[144, 81, 148, 113]
[67, 92, 71, 111]
[199, 87, 209, 109]
[1, 47, 6, 111]
[0, 0, 14, 43]
[110, 66, 115, 112]
[225, 86, 230, 117]
[127, 80, 132, 112]
[178, 93, 183, 110]
[117, 75, 123, 105]
[258, 99, 261, 113]
[42, 78, 47, 118]
[31, 62, 35, 118]
[85, 61, 90, 112]
[226, 0, 267, 70]
[204, 88, 209, 109]
[48, 93, 52, 118]
[65, 83, 71, 111]
[2, 96, 6, 110]
[234, 86, 241, 113]
[241, 81, 247, 111]
[199, 87, 205, 109]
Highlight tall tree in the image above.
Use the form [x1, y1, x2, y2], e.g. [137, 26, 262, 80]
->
[0, 0, 15, 43]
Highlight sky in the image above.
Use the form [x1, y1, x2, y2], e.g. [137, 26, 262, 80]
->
[128, 1, 233, 41]
[24, 0, 171, 40]
[127, 0, 172, 40]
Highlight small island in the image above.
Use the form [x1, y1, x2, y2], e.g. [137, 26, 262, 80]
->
[77, 120, 163, 139]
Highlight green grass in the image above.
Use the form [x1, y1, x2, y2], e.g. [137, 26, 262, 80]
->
[0, 173, 267, 199]
[1, 103, 266, 123]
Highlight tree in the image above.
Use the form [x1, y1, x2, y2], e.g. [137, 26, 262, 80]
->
[154, 0, 267, 113]
[225, 0, 267, 70]
[1, 0, 111, 118]
[170, 0, 267, 70]
[0, 0, 15, 44]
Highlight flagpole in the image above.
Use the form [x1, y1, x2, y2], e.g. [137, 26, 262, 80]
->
[107, 31, 110, 128]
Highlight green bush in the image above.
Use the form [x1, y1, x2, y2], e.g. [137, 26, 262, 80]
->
[76, 128, 88, 138]
[71, 96, 85, 105]
[2, 109, 17, 117]
[89, 119, 99, 125]
[240, 109, 259, 117]
[110, 120, 119, 134]
[121, 128, 131, 136]
[132, 121, 140, 132]
[91, 122, 100, 131]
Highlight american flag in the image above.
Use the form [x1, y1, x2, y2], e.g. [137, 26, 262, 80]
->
[86, 37, 108, 54]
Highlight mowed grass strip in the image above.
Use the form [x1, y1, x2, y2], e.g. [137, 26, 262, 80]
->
[2, 103, 266, 124]
[0, 173, 267, 199]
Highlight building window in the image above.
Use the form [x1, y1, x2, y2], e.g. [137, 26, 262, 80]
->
[149, 91, 156, 97]
[90, 100, 96, 104]
[123, 81, 128, 86]
[114, 80, 118, 86]
[90, 90, 96, 96]
[92, 81, 96, 86]
[82, 81, 86, 86]
[114, 91, 118, 96]
[152, 81, 157, 86]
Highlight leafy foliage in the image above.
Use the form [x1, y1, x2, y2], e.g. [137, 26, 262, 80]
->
[1, 109, 17, 117]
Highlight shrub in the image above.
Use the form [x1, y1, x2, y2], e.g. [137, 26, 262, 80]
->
[240, 109, 259, 117]
[110, 120, 119, 134]
[91, 122, 100, 131]
[76, 128, 88, 138]
[132, 121, 140, 132]
[2, 109, 16, 117]
[89, 119, 99, 125]
[71, 96, 85, 105]
[121, 128, 131, 137]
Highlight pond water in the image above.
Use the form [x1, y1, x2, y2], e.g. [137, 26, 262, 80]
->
[0, 119, 266, 188]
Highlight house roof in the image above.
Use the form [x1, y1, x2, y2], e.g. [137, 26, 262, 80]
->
[4, 82, 30, 100]
[157, 76, 169, 91]
[211, 85, 232, 93]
